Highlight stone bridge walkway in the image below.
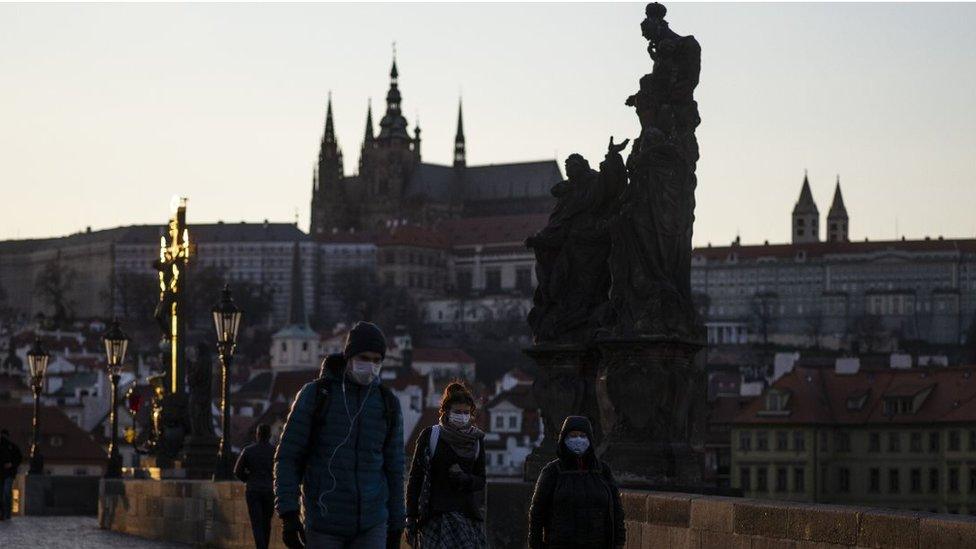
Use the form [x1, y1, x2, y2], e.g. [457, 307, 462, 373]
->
[0, 516, 187, 548]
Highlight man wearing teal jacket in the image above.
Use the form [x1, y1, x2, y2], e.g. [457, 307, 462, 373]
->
[274, 321, 405, 549]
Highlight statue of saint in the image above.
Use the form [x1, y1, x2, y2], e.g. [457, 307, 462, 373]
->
[186, 342, 215, 438]
[527, 138, 629, 344]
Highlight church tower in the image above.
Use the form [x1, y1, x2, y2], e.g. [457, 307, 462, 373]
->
[792, 172, 820, 244]
[309, 93, 344, 237]
[827, 176, 849, 242]
[454, 99, 466, 169]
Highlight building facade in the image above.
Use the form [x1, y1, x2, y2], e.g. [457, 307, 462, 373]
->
[693, 175, 976, 348]
[732, 364, 976, 514]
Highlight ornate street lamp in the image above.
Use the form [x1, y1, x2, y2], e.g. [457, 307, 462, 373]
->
[212, 285, 242, 480]
[26, 338, 50, 475]
[103, 319, 129, 478]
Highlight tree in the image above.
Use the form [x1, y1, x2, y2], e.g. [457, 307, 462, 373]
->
[850, 314, 886, 354]
[750, 292, 778, 347]
[804, 309, 825, 350]
[331, 266, 421, 337]
[34, 255, 77, 327]
[963, 315, 976, 365]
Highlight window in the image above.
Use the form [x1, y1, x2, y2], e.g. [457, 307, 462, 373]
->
[793, 467, 805, 492]
[929, 432, 940, 453]
[281, 342, 287, 352]
[835, 432, 851, 453]
[869, 432, 881, 452]
[508, 416, 517, 429]
[494, 415, 504, 429]
[739, 432, 752, 451]
[910, 432, 922, 452]
[456, 271, 472, 293]
[516, 268, 533, 293]
[776, 432, 788, 451]
[776, 468, 788, 492]
[757, 431, 769, 451]
[301, 341, 308, 352]
[869, 468, 880, 493]
[949, 431, 961, 451]
[889, 469, 901, 493]
[911, 469, 922, 493]
[740, 467, 751, 491]
[837, 468, 850, 493]
[756, 467, 768, 492]
[949, 468, 959, 493]
[485, 269, 502, 292]
[793, 431, 805, 451]
[929, 468, 940, 492]
[888, 433, 901, 453]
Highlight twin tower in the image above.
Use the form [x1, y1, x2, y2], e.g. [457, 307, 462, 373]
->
[791, 173, 849, 244]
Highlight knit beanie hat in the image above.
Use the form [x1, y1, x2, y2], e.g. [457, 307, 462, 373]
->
[343, 321, 387, 360]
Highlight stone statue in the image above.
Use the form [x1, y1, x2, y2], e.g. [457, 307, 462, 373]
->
[186, 342, 214, 438]
[603, 2, 703, 342]
[526, 138, 629, 344]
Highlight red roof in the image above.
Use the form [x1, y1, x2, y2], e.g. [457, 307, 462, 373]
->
[412, 348, 475, 364]
[269, 370, 318, 403]
[405, 408, 441, 453]
[735, 365, 976, 426]
[375, 225, 450, 249]
[694, 237, 976, 263]
[0, 404, 106, 465]
[438, 214, 548, 247]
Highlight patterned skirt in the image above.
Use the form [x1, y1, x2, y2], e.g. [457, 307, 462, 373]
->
[418, 511, 487, 549]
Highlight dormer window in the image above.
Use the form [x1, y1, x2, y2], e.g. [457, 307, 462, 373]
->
[847, 390, 869, 411]
[759, 389, 791, 416]
[883, 397, 914, 416]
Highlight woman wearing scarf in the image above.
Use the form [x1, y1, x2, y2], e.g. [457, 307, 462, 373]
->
[528, 416, 626, 549]
[405, 381, 487, 548]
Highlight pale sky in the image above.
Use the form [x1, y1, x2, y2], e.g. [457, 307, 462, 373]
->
[1, 2, 975, 247]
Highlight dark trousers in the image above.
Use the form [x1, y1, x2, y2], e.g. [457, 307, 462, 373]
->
[245, 490, 274, 549]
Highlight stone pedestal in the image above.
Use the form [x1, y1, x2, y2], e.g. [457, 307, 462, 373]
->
[595, 337, 705, 486]
[522, 344, 601, 481]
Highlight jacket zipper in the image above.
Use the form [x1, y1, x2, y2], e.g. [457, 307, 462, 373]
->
[354, 384, 362, 534]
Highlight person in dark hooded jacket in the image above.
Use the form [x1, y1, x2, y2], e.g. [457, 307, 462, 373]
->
[528, 416, 625, 549]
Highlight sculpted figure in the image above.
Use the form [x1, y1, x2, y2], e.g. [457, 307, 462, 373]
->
[603, 2, 703, 341]
[527, 138, 629, 344]
[186, 342, 215, 438]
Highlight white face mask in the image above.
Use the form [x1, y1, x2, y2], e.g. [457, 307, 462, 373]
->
[564, 436, 590, 456]
[448, 411, 471, 427]
[348, 359, 381, 385]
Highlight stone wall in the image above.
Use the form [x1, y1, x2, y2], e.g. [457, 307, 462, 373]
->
[15, 474, 101, 516]
[100, 479, 976, 549]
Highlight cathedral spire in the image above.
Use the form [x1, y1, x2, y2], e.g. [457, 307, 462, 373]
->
[827, 175, 849, 242]
[323, 91, 336, 146]
[363, 98, 374, 143]
[453, 98, 466, 168]
[377, 47, 409, 142]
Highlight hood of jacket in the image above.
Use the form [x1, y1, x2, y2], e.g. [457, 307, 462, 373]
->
[556, 415, 597, 466]
[319, 353, 346, 380]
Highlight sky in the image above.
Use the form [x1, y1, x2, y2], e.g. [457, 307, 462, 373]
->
[1, 2, 975, 247]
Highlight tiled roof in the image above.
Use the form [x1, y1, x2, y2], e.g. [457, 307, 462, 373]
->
[0, 222, 308, 255]
[464, 161, 562, 202]
[487, 384, 537, 412]
[438, 214, 548, 247]
[269, 370, 318, 403]
[405, 408, 441, 453]
[734, 365, 976, 426]
[236, 371, 274, 399]
[0, 404, 106, 465]
[412, 348, 475, 364]
[694, 238, 976, 263]
[374, 225, 450, 249]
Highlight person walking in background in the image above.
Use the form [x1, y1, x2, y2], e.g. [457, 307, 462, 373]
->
[0, 428, 23, 521]
[528, 416, 625, 549]
[235, 423, 276, 549]
[405, 381, 487, 548]
[274, 321, 405, 549]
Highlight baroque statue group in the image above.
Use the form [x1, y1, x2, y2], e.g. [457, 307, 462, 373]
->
[525, 3, 706, 485]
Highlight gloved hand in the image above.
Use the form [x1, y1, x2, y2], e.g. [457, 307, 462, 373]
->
[281, 511, 306, 549]
[405, 517, 419, 547]
[387, 528, 404, 549]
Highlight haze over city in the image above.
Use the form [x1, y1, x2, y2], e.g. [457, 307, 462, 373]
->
[1, 2, 975, 245]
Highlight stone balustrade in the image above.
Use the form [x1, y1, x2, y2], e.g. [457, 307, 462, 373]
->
[100, 479, 976, 548]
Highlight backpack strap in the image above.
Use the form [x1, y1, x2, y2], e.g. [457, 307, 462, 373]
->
[378, 384, 399, 448]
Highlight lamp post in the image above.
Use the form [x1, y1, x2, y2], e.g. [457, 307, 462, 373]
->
[103, 319, 129, 478]
[212, 285, 242, 480]
[26, 338, 50, 475]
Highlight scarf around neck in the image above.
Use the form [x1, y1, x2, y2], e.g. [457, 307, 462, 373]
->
[437, 416, 484, 460]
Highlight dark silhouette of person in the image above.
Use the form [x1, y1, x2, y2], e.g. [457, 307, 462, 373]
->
[235, 423, 275, 549]
[0, 428, 23, 520]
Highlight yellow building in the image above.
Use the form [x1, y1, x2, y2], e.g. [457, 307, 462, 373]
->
[731, 365, 976, 514]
